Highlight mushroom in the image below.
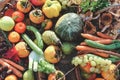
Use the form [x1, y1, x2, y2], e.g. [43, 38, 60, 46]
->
[100, 13, 113, 32]
[83, 21, 96, 34]
[109, 9, 120, 22]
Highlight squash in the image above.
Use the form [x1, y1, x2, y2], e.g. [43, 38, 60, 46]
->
[42, 30, 61, 45]
[55, 13, 84, 41]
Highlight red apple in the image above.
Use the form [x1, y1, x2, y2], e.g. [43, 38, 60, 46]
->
[30, 0, 46, 6]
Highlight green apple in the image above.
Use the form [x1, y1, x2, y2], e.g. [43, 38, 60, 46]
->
[0, 16, 15, 31]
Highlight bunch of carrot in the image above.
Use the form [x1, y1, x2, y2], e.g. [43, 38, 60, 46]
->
[0, 58, 25, 78]
[76, 32, 120, 58]
[72, 32, 120, 80]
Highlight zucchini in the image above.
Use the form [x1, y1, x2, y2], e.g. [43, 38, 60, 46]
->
[27, 26, 44, 49]
[22, 34, 43, 57]
[85, 39, 120, 50]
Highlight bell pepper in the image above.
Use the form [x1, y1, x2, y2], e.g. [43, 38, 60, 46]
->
[42, 0, 61, 18]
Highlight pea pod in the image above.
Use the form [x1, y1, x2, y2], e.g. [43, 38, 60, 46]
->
[85, 39, 120, 50]
[27, 26, 44, 49]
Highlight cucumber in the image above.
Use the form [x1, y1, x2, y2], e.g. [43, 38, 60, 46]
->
[22, 34, 43, 57]
[85, 39, 120, 50]
[27, 26, 44, 49]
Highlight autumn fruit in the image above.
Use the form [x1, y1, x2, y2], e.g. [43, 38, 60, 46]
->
[44, 45, 62, 63]
[16, 0, 32, 13]
[29, 9, 44, 24]
[15, 42, 29, 58]
[5, 74, 18, 80]
[12, 11, 25, 22]
[48, 70, 65, 80]
[0, 16, 15, 31]
[30, 0, 46, 6]
[18, 49, 29, 58]
[41, 19, 53, 30]
[14, 22, 26, 34]
[8, 31, 20, 43]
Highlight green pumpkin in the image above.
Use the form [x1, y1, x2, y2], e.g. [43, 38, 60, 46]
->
[55, 13, 83, 41]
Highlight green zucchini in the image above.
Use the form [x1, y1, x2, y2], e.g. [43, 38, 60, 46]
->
[22, 34, 43, 57]
[85, 39, 120, 50]
[27, 26, 43, 49]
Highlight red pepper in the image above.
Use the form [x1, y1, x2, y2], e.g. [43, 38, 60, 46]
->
[3, 47, 20, 62]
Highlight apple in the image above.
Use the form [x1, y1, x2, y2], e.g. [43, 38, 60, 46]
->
[30, 0, 46, 6]
[0, 16, 15, 31]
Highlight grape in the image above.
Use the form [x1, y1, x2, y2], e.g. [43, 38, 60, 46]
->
[105, 59, 112, 65]
[72, 57, 81, 66]
[72, 54, 112, 74]
[93, 56, 98, 61]
[89, 57, 93, 61]
[94, 68, 100, 73]
[78, 59, 82, 64]
[90, 67, 95, 72]
[90, 61, 96, 67]
[81, 63, 86, 67]
[83, 58, 88, 63]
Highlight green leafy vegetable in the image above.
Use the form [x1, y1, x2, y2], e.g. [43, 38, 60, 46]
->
[80, 0, 110, 13]
[38, 59, 56, 74]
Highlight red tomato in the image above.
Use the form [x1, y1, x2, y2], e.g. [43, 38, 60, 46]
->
[14, 22, 26, 34]
[30, 0, 46, 6]
[12, 11, 25, 22]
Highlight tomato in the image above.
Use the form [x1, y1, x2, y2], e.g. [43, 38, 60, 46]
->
[16, 0, 31, 13]
[29, 9, 44, 24]
[48, 70, 65, 80]
[44, 45, 62, 64]
[12, 11, 25, 22]
[30, 0, 46, 6]
[14, 22, 26, 34]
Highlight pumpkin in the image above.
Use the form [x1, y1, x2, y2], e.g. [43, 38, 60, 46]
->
[55, 13, 84, 41]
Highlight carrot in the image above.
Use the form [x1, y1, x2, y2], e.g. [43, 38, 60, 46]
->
[1, 58, 25, 71]
[76, 45, 96, 51]
[78, 50, 109, 58]
[97, 32, 113, 39]
[80, 39, 113, 46]
[76, 45, 120, 57]
[81, 33, 103, 40]
[0, 59, 23, 78]
[91, 52, 109, 58]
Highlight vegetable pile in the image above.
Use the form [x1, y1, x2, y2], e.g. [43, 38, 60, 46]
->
[0, 0, 120, 80]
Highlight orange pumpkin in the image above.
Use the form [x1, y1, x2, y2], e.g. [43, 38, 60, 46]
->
[29, 9, 44, 24]
[16, 0, 32, 13]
